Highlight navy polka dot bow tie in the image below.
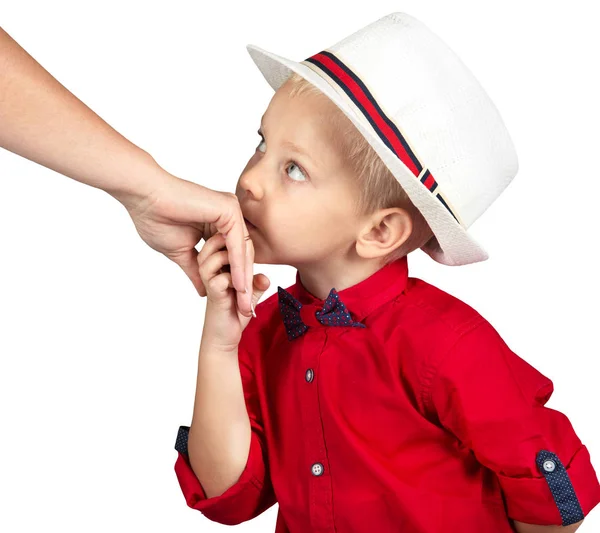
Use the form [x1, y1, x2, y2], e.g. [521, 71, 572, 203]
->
[277, 286, 366, 341]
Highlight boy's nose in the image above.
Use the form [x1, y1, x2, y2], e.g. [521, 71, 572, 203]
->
[241, 174, 264, 201]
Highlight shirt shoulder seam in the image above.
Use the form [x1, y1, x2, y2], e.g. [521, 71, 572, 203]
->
[420, 316, 488, 416]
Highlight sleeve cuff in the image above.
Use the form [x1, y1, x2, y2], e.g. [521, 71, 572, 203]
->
[497, 444, 600, 526]
[173, 425, 272, 525]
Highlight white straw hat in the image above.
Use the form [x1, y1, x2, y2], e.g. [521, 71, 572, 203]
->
[246, 12, 519, 266]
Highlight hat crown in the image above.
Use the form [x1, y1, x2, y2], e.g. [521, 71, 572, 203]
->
[246, 12, 519, 265]
[306, 12, 519, 228]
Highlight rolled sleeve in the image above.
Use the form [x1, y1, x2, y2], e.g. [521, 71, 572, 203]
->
[173, 338, 276, 525]
[174, 426, 275, 525]
[426, 319, 600, 526]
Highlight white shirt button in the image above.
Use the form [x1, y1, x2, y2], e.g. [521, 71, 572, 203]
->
[305, 369, 314, 382]
[543, 459, 556, 472]
[311, 463, 324, 476]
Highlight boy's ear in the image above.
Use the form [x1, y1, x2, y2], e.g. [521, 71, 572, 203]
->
[355, 208, 413, 260]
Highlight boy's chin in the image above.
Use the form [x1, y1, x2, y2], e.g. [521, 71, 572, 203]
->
[251, 245, 267, 265]
[251, 242, 314, 268]
[251, 247, 286, 267]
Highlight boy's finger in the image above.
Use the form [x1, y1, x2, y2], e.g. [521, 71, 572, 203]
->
[209, 272, 234, 299]
[252, 273, 270, 299]
[200, 251, 231, 281]
[197, 232, 226, 266]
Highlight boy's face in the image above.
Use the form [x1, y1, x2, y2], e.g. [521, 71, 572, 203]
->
[235, 80, 363, 268]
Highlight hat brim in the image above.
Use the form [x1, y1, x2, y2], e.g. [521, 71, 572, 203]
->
[246, 44, 489, 267]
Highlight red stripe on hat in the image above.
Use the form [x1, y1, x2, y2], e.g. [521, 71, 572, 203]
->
[310, 52, 421, 177]
[423, 173, 436, 190]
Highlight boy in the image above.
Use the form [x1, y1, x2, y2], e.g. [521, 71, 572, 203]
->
[173, 12, 600, 532]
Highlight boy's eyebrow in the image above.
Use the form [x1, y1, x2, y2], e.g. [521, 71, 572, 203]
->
[259, 115, 317, 167]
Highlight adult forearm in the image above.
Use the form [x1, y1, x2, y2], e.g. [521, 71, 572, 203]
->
[187, 326, 252, 498]
[0, 27, 160, 205]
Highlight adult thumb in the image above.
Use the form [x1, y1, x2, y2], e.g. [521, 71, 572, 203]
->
[172, 248, 207, 297]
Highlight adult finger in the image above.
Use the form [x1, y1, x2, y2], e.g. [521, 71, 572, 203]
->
[151, 183, 247, 301]
[175, 247, 206, 297]
[146, 182, 249, 310]
[246, 232, 255, 312]
[219, 193, 252, 315]
[237, 234, 255, 318]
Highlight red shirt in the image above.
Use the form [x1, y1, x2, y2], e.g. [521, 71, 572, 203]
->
[174, 256, 600, 532]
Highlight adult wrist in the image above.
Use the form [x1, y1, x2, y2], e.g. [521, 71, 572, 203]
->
[105, 149, 172, 211]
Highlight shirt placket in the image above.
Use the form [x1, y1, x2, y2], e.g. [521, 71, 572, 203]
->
[298, 304, 336, 533]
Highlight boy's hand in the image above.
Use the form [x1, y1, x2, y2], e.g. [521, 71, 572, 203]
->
[197, 232, 270, 351]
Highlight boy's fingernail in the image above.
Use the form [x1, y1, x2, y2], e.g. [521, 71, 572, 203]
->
[251, 300, 256, 318]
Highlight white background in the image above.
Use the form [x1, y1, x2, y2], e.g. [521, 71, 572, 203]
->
[1, 1, 599, 531]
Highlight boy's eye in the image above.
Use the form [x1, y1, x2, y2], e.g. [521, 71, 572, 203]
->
[286, 162, 306, 182]
[255, 132, 307, 183]
[256, 135, 266, 153]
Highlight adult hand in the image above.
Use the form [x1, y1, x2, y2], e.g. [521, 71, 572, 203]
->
[0, 26, 254, 317]
[120, 170, 255, 317]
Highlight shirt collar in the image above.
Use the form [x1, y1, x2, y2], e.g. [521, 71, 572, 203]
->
[288, 255, 409, 323]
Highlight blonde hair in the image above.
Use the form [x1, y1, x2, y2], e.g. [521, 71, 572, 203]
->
[285, 71, 435, 265]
